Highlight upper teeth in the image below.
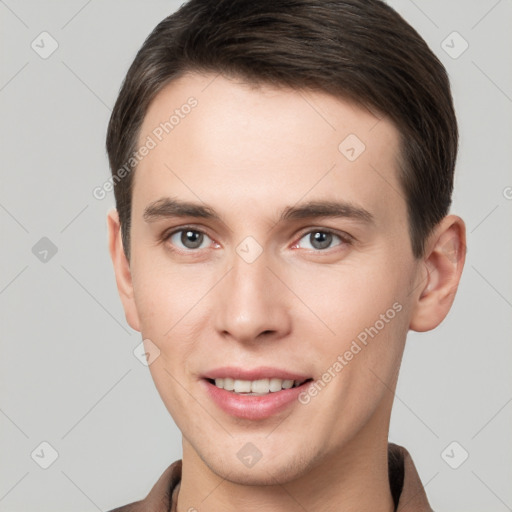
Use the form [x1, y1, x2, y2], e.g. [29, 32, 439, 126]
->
[214, 378, 305, 394]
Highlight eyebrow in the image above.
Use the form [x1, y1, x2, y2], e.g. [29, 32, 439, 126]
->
[280, 200, 374, 224]
[143, 197, 374, 225]
[143, 197, 219, 222]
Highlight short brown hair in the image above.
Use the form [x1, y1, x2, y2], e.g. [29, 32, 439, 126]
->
[106, 0, 458, 260]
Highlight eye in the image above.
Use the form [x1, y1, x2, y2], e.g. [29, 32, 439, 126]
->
[167, 229, 213, 250]
[295, 230, 346, 250]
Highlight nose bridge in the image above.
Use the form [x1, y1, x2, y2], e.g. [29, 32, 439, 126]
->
[214, 247, 291, 342]
[231, 251, 271, 306]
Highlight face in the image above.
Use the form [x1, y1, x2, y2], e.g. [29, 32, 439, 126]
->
[111, 72, 430, 484]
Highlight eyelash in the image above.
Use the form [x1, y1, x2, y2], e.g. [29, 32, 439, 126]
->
[162, 225, 353, 253]
[292, 228, 353, 251]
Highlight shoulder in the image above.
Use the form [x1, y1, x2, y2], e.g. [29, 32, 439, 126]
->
[106, 460, 182, 512]
[389, 443, 433, 512]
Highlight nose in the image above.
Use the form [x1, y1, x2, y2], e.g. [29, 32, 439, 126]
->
[213, 252, 292, 344]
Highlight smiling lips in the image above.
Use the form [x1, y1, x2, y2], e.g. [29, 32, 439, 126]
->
[202, 366, 313, 420]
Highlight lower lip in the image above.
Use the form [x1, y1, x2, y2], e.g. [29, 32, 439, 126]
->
[202, 379, 312, 420]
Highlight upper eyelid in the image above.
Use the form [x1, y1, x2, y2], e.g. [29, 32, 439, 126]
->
[164, 224, 213, 238]
[295, 227, 353, 243]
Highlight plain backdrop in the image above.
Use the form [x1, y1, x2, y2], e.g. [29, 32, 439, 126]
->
[1, 1, 511, 511]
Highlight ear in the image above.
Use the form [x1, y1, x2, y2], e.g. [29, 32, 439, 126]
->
[409, 215, 466, 332]
[107, 209, 141, 332]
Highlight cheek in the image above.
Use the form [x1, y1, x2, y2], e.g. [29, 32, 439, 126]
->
[132, 265, 208, 417]
[131, 255, 207, 335]
[295, 258, 411, 393]
[294, 257, 407, 334]
[298, 265, 410, 432]
[130, 255, 230, 377]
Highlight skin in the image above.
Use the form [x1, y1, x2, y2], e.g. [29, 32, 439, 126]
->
[108, 72, 466, 512]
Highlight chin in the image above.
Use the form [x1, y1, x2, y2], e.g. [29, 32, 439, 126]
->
[202, 449, 316, 486]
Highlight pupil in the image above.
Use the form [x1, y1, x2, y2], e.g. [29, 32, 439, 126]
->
[311, 231, 331, 249]
[182, 230, 203, 249]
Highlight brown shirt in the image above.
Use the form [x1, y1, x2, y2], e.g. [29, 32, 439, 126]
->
[109, 443, 432, 511]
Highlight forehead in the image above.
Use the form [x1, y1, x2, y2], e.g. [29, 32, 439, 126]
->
[134, 72, 405, 225]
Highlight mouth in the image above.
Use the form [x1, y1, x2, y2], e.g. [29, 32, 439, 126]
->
[201, 368, 314, 420]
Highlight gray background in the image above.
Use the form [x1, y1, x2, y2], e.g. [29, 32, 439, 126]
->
[1, 0, 511, 510]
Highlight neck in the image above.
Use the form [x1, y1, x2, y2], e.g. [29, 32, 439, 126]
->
[177, 405, 395, 512]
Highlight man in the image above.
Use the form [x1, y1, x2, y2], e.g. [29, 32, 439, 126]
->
[105, 0, 465, 510]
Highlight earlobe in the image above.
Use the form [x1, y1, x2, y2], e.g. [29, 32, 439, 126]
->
[107, 209, 141, 332]
[410, 215, 466, 332]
